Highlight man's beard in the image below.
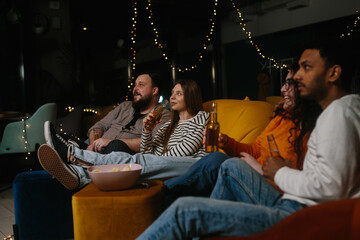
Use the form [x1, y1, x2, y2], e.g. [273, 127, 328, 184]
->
[301, 72, 328, 102]
[132, 94, 153, 110]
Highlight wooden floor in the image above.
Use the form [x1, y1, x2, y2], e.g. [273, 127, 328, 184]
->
[0, 185, 14, 240]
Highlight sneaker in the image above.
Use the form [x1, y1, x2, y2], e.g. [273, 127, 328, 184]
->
[38, 144, 80, 190]
[63, 133, 88, 149]
[44, 121, 72, 161]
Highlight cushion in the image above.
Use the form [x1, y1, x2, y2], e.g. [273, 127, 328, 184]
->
[203, 99, 273, 144]
[205, 198, 360, 240]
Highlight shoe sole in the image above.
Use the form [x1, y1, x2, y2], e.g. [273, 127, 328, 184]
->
[44, 121, 54, 148]
[38, 144, 79, 190]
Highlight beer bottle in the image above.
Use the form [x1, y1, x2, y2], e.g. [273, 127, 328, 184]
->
[153, 100, 169, 122]
[267, 134, 281, 158]
[144, 100, 168, 131]
[205, 102, 220, 152]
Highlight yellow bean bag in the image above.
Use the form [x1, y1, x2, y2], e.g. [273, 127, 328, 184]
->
[203, 98, 274, 144]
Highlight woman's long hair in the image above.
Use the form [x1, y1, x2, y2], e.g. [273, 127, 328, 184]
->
[162, 79, 204, 153]
[274, 74, 322, 169]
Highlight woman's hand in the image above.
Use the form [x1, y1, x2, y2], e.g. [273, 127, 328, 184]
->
[202, 128, 207, 148]
[203, 128, 228, 149]
[239, 152, 263, 175]
[143, 111, 161, 132]
[218, 133, 228, 148]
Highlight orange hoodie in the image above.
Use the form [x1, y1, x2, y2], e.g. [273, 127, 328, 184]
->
[221, 115, 308, 170]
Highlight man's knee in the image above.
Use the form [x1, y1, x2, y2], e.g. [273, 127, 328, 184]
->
[221, 157, 247, 171]
[102, 140, 134, 154]
[172, 197, 200, 210]
[197, 152, 229, 170]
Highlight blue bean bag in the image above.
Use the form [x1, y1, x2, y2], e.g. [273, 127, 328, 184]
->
[13, 170, 77, 240]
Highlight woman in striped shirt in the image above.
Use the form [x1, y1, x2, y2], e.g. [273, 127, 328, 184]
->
[38, 79, 210, 190]
[141, 79, 208, 158]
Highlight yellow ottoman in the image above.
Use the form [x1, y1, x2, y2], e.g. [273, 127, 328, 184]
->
[72, 180, 164, 240]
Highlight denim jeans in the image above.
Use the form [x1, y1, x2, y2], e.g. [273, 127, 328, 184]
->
[71, 137, 134, 154]
[70, 146, 199, 188]
[137, 158, 305, 240]
[164, 152, 229, 204]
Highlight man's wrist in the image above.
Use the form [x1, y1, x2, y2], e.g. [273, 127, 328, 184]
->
[273, 166, 287, 186]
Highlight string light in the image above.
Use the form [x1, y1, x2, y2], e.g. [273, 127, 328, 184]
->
[230, 0, 287, 69]
[143, 0, 220, 72]
[64, 106, 98, 115]
[62, 106, 98, 139]
[21, 116, 31, 160]
[82, 108, 99, 115]
[127, 0, 138, 101]
[61, 104, 117, 139]
[340, 10, 359, 39]
[65, 106, 74, 112]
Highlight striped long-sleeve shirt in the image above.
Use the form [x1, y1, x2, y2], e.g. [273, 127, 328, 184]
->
[141, 111, 209, 158]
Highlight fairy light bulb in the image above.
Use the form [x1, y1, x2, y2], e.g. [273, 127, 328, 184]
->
[340, 11, 360, 38]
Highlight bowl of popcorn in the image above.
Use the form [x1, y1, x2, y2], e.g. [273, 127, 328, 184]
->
[88, 164, 142, 191]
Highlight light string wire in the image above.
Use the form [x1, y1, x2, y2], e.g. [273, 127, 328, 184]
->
[141, 2, 360, 71]
[340, 10, 359, 39]
[60, 106, 102, 140]
[229, 0, 287, 69]
[126, 0, 138, 101]
[65, 106, 98, 115]
[134, 0, 287, 72]
[60, 105, 117, 139]
[21, 116, 31, 160]
[144, 0, 219, 73]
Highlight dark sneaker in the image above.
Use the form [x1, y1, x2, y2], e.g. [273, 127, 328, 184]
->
[38, 144, 80, 190]
[62, 133, 88, 149]
[44, 121, 72, 161]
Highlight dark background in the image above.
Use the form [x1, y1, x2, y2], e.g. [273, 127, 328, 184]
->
[0, 0, 359, 114]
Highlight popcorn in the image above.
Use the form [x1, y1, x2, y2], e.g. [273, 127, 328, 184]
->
[121, 165, 132, 171]
[111, 167, 121, 172]
[91, 165, 132, 173]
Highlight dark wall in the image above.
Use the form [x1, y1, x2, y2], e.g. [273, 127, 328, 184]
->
[0, 1, 358, 114]
[223, 14, 359, 100]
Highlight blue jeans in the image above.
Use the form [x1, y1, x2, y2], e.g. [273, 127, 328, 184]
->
[164, 152, 229, 204]
[137, 158, 305, 239]
[70, 146, 199, 188]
